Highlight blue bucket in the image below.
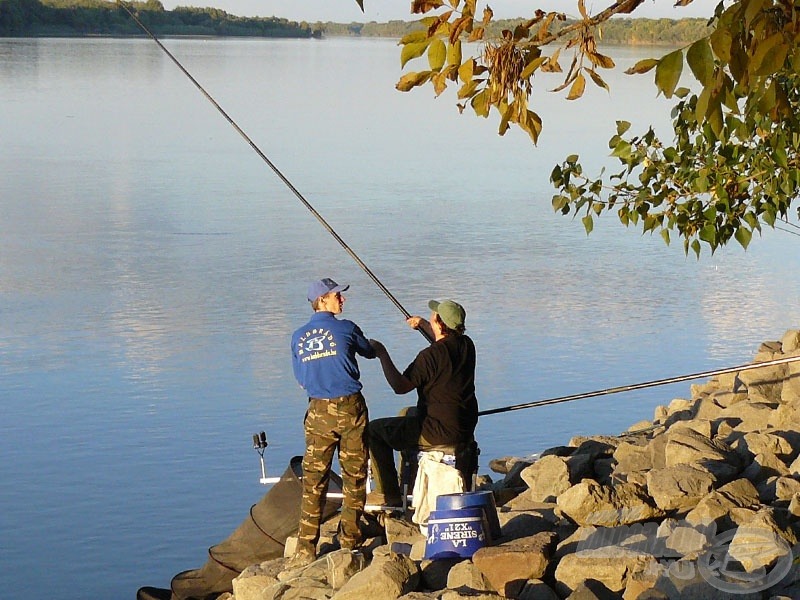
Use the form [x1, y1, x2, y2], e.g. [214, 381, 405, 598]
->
[423, 507, 486, 560]
[436, 490, 501, 541]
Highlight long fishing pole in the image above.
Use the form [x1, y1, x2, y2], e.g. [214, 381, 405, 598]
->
[478, 354, 800, 416]
[117, 1, 433, 343]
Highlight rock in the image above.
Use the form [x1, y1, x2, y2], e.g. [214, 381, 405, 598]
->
[736, 353, 787, 402]
[472, 532, 557, 597]
[554, 546, 659, 595]
[517, 579, 559, 600]
[233, 559, 283, 600]
[418, 557, 458, 590]
[742, 431, 797, 458]
[724, 401, 780, 432]
[331, 552, 419, 600]
[662, 428, 742, 483]
[727, 509, 796, 572]
[612, 441, 652, 476]
[384, 515, 425, 548]
[497, 504, 559, 542]
[742, 451, 791, 484]
[645, 464, 716, 512]
[446, 559, 494, 593]
[565, 579, 620, 599]
[439, 590, 503, 600]
[557, 480, 665, 527]
[519, 455, 574, 502]
[685, 478, 761, 531]
[264, 576, 333, 600]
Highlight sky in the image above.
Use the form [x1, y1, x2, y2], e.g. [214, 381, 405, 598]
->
[158, 0, 723, 23]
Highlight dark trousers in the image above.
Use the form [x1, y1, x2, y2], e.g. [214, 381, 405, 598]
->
[367, 408, 423, 500]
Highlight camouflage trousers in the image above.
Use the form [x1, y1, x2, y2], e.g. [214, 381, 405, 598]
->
[298, 392, 368, 552]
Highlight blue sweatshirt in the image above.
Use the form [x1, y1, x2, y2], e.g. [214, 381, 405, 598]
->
[291, 311, 375, 399]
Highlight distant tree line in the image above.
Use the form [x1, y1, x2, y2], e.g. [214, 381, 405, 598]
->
[0, 0, 711, 45]
[0, 0, 320, 37]
[317, 17, 712, 46]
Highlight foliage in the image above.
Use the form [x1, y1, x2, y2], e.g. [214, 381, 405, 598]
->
[0, 0, 318, 37]
[384, 0, 800, 256]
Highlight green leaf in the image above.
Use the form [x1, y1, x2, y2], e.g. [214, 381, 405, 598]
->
[582, 214, 594, 234]
[427, 38, 446, 71]
[661, 229, 671, 245]
[686, 38, 714, 85]
[655, 49, 684, 99]
[734, 226, 752, 249]
[401, 40, 430, 68]
[552, 195, 569, 212]
[616, 121, 631, 135]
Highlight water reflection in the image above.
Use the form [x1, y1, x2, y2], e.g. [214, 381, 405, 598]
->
[2, 37, 800, 599]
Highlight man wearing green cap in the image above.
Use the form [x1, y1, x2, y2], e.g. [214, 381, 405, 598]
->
[366, 299, 478, 507]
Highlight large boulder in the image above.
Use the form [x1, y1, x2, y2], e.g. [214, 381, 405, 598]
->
[557, 480, 665, 527]
[645, 464, 716, 512]
[471, 531, 557, 597]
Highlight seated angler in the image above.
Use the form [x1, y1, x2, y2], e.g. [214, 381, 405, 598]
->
[367, 299, 478, 507]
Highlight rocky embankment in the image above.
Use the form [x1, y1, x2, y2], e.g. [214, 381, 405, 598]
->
[223, 329, 800, 599]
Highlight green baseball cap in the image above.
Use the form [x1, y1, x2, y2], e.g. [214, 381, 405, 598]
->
[428, 299, 466, 330]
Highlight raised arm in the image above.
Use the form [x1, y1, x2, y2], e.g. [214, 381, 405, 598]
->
[406, 315, 433, 340]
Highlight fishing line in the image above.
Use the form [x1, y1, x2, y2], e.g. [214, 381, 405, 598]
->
[478, 354, 800, 416]
[117, 1, 433, 343]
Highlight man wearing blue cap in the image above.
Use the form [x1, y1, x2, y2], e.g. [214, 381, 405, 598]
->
[287, 278, 376, 569]
[367, 299, 478, 508]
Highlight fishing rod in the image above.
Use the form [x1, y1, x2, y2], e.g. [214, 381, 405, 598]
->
[117, 1, 433, 343]
[478, 354, 800, 416]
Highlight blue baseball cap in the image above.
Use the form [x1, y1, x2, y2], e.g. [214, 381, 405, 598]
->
[307, 278, 349, 302]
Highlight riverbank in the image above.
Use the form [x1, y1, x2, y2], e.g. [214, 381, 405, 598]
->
[221, 328, 800, 599]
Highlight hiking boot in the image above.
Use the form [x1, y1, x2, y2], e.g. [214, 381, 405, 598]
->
[284, 548, 315, 571]
[365, 491, 403, 510]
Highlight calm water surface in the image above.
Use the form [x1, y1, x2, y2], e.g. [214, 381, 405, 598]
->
[2, 37, 800, 598]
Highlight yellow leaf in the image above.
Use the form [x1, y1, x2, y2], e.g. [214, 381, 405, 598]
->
[458, 58, 475, 83]
[396, 71, 432, 92]
[432, 71, 448, 96]
[447, 39, 462, 67]
[587, 51, 615, 69]
[427, 38, 446, 71]
[470, 89, 489, 117]
[399, 30, 428, 45]
[521, 56, 545, 79]
[566, 72, 586, 100]
[586, 68, 609, 91]
[401, 40, 430, 68]
[625, 58, 658, 75]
